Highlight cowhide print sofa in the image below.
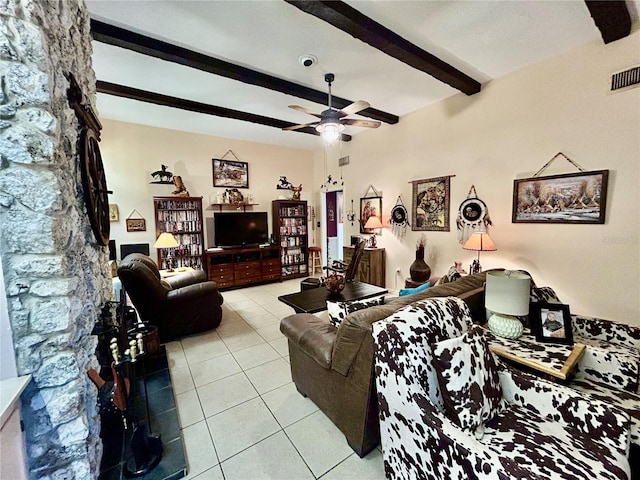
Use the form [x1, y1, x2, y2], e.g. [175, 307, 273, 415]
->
[373, 296, 632, 480]
[280, 271, 489, 457]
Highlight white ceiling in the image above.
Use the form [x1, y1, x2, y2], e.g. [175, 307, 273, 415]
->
[86, 0, 640, 151]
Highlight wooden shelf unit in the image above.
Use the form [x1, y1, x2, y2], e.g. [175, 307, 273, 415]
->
[153, 196, 204, 270]
[343, 246, 386, 287]
[272, 200, 308, 280]
[205, 245, 281, 289]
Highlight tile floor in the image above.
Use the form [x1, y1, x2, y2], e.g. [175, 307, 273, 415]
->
[164, 278, 386, 480]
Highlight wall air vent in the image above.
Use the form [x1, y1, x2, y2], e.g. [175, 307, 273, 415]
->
[338, 156, 350, 166]
[610, 65, 640, 92]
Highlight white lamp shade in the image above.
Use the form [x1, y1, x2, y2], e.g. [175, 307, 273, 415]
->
[485, 270, 531, 316]
[153, 232, 179, 249]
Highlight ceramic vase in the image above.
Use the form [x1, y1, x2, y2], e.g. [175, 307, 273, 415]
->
[409, 246, 431, 282]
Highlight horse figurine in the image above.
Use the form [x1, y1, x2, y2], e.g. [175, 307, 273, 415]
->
[277, 176, 293, 190]
[151, 165, 173, 183]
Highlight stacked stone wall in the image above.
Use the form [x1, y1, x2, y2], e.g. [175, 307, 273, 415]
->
[1, 0, 110, 478]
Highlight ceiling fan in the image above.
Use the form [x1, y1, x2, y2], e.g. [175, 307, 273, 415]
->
[283, 73, 381, 142]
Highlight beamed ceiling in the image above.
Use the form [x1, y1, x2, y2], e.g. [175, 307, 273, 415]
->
[87, 0, 638, 151]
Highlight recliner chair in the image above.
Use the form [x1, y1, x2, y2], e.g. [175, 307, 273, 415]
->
[117, 253, 223, 342]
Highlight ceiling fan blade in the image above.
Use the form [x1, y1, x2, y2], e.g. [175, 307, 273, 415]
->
[282, 122, 319, 131]
[288, 105, 322, 118]
[342, 118, 381, 129]
[338, 100, 370, 117]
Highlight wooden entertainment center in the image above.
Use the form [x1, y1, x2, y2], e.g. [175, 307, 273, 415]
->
[205, 245, 281, 289]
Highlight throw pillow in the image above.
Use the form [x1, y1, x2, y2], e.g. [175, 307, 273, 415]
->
[530, 286, 562, 304]
[326, 295, 385, 328]
[431, 325, 503, 436]
[399, 281, 430, 297]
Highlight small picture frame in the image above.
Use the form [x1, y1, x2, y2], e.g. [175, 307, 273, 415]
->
[109, 204, 119, 222]
[126, 218, 146, 232]
[530, 302, 573, 345]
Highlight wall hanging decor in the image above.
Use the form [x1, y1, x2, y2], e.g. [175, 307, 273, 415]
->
[410, 175, 453, 231]
[456, 185, 492, 245]
[360, 185, 382, 234]
[512, 153, 608, 224]
[109, 204, 119, 222]
[213, 150, 248, 188]
[126, 209, 147, 232]
[389, 195, 410, 238]
[150, 164, 174, 184]
[346, 199, 356, 226]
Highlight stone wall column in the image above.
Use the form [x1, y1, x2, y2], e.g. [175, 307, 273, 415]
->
[1, 0, 110, 478]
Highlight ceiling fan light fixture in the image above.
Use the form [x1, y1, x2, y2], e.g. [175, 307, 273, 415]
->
[316, 121, 344, 143]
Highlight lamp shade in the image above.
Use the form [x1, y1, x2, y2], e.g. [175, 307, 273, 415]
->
[153, 232, 179, 249]
[364, 216, 384, 229]
[463, 231, 497, 252]
[485, 270, 531, 316]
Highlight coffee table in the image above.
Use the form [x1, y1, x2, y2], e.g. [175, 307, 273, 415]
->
[278, 281, 388, 314]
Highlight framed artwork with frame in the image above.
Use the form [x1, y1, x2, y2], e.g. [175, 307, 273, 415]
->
[360, 196, 382, 234]
[512, 170, 608, 224]
[530, 302, 574, 345]
[109, 204, 119, 222]
[411, 176, 450, 231]
[126, 218, 146, 232]
[212, 159, 249, 188]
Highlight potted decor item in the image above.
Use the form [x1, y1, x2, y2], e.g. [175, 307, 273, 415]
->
[409, 234, 431, 282]
[325, 272, 346, 294]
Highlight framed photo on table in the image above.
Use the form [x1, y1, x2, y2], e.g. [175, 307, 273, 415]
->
[530, 302, 574, 345]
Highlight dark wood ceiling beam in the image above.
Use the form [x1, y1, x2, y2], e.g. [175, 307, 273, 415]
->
[90, 19, 398, 125]
[96, 80, 352, 142]
[584, 1, 631, 44]
[284, 0, 481, 96]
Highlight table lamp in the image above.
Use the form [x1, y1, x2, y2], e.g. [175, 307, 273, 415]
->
[364, 216, 383, 248]
[463, 229, 496, 274]
[153, 232, 179, 271]
[485, 270, 531, 339]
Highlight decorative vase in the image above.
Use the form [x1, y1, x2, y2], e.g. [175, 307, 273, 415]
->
[325, 273, 346, 294]
[409, 246, 431, 282]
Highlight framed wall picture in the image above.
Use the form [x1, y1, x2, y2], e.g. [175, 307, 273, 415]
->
[411, 176, 450, 231]
[360, 196, 382, 234]
[109, 204, 119, 222]
[530, 302, 574, 345]
[512, 170, 608, 224]
[126, 218, 146, 232]
[212, 159, 249, 188]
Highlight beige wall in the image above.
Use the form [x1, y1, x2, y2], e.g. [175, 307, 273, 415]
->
[100, 120, 315, 260]
[327, 31, 640, 323]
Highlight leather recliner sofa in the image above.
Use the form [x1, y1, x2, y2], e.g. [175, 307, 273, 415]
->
[279, 272, 489, 457]
[117, 253, 223, 343]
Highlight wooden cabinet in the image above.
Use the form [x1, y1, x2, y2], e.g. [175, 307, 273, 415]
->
[154, 196, 204, 270]
[206, 246, 280, 289]
[272, 200, 308, 280]
[343, 246, 386, 288]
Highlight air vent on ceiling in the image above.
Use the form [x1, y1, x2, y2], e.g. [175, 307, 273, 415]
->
[610, 65, 640, 92]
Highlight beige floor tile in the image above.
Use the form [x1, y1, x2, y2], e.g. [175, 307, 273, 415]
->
[182, 420, 218, 478]
[220, 431, 314, 480]
[190, 353, 242, 387]
[261, 382, 318, 428]
[319, 449, 385, 480]
[198, 372, 258, 418]
[232, 342, 280, 370]
[285, 410, 353, 477]
[164, 340, 183, 353]
[186, 464, 223, 480]
[255, 323, 284, 342]
[207, 397, 280, 461]
[216, 317, 253, 338]
[167, 347, 188, 370]
[244, 312, 281, 329]
[182, 332, 230, 365]
[221, 330, 265, 352]
[269, 336, 290, 356]
[171, 366, 195, 395]
[176, 389, 204, 428]
[244, 358, 292, 394]
[235, 304, 270, 320]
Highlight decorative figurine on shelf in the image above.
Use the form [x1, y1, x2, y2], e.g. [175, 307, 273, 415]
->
[226, 188, 244, 204]
[150, 164, 173, 184]
[277, 176, 293, 190]
[290, 184, 302, 200]
[446, 261, 467, 282]
[172, 175, 189, 196]
[470, 258, 481, 275]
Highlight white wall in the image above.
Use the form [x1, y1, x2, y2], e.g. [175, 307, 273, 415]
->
[326, 32, 640, 323]
[100, 120, 315, 260]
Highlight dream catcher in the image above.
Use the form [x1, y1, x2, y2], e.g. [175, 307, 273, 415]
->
[456, 185, 492, 245]
[389, 196, 410, 238]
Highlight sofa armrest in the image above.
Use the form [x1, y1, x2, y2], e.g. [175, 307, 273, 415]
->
[165, 270, 209, 289]
[499, 364, 631, 451]
[280, 314, 336, 369]
[166, 281, 222, 304]
[573, 314, 640, 351]
[575, 338, 640, 393]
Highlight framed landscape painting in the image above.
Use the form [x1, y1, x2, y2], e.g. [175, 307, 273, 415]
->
[411, 176, 450, 231]
[512, 170, 608, 224]
[212, 159, 249, 188]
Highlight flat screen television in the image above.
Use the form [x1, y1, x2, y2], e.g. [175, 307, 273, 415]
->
[210, 212, 269, 248]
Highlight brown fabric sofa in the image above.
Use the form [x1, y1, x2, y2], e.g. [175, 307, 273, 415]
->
[118, 253, 223, 342]
[279, 272, 489, 457]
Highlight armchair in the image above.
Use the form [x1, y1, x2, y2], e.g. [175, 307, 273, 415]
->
[324, 240, 366, 283]
[117, 254, 223, 343]
[373, 296, 631, 480]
